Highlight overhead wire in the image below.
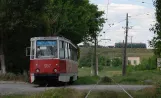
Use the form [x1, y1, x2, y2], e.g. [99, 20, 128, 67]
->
[102, 11, 155, 33]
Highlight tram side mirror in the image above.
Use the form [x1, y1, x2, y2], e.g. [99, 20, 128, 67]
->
[26, 47, 30, 56]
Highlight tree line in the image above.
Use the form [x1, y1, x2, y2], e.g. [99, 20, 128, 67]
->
[0, 0, 105, 74]
[150, 0, 161, 57]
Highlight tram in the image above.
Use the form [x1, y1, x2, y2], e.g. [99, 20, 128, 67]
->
[26, 36, 78, 84]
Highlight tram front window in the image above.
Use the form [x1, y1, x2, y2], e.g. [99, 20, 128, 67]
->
[36, 40, 57, 58]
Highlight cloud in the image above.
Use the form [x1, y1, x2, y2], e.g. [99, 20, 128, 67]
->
[96, 3, 156, 48]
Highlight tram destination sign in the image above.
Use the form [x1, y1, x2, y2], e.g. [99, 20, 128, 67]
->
[36, 40, 57, 46]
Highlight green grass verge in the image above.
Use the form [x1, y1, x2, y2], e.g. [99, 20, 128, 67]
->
[78, 66, 122, 77]
[0, 95, 28, 98]
[80, 47, 153, 60]
[76, 67, 121, 85]
[0, 73, 29, 82]
[112, 70, 161, 85]
[78, 67, 161, 85]
[74, 76, 113, 85]
[74, 76, 100, 85]
[1, 67, 160, 85]
[1, 87, 160, 98]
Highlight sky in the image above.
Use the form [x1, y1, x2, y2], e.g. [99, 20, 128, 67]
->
[89, 0, 156, 48]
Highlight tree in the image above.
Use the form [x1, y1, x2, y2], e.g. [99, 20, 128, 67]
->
[0, 0, 105, 73]
[48, 0, 105, 44]
[150, 0, 161, 57]
[0, 0, 50, 73]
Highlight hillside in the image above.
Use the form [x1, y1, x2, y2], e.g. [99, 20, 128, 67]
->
[80, 47, 154, 60]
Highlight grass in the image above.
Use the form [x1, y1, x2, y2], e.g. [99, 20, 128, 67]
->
[74, 76, 100, 85]
[1, 67, 161, 97]
[1, 67, 160, 85]
[112, 70, 161, 85]
[76, 66, 121, 85]
[1, 87, 160, 98]
[78, 66, 122, 77]
[1, 88, 85, 98]
[74, 76, 113, 85]
[0, 95, 28, 98]
[0, 72, 29, 82]
[88, 87, 157, 98]
[80, 47, 153, 60]
[77, 67, 161, 85]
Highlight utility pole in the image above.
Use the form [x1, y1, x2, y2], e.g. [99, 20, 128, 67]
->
[122, 13, 129, 76]
[93, 34, 97, 76]
[122, 40, 124, 71]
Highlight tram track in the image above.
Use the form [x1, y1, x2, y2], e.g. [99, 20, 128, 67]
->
[84, 76, 134, 98]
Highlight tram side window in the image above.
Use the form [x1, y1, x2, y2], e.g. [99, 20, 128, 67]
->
[65, 42, 69, 59]
[31, 41, 35, 59]
[69, 44, 77, 61]
[73, 48, 77, 61]
[68, 43, 71, 60]
[59, 41, 65, 59]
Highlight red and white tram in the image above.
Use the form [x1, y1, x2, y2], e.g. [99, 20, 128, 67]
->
[26, 36, 78, 84]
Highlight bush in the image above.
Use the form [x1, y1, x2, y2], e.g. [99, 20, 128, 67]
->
[98, 56, 106, 66]
[98, 65, 103, 71]
[106, 57, 111, 66]
[98, 56, 111, 66]
[111, 58, 122, 67]
[127, 66, 135, 73]
[135, 56, 157, 71]
[101, 76, 112, 83]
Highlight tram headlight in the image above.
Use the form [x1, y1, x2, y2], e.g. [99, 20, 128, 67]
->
[54, 68, 57, 73]
[36, 69, 40, 73]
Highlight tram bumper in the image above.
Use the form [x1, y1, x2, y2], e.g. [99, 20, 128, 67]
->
[30, 73, 59, 84]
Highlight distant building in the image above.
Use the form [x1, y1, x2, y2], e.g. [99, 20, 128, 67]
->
[128, 57, 140, 66]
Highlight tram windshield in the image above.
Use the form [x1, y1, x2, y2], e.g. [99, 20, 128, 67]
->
[36, 40, 57, 58]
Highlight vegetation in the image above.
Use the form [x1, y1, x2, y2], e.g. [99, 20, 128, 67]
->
[111, 58, 122, 67]
[112, 70, 161, 85]
[79, 48, 123, 67]
[80, 47, 153, 61]
[78, 65, 161, 85]
[1, 87, 161, 98]
[0, 0, 105, 73]
[0, 72, 29, 82]
[78, 66, 121, 77]
[79, 48, 93, 67]
[150, 0, 161, 57]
